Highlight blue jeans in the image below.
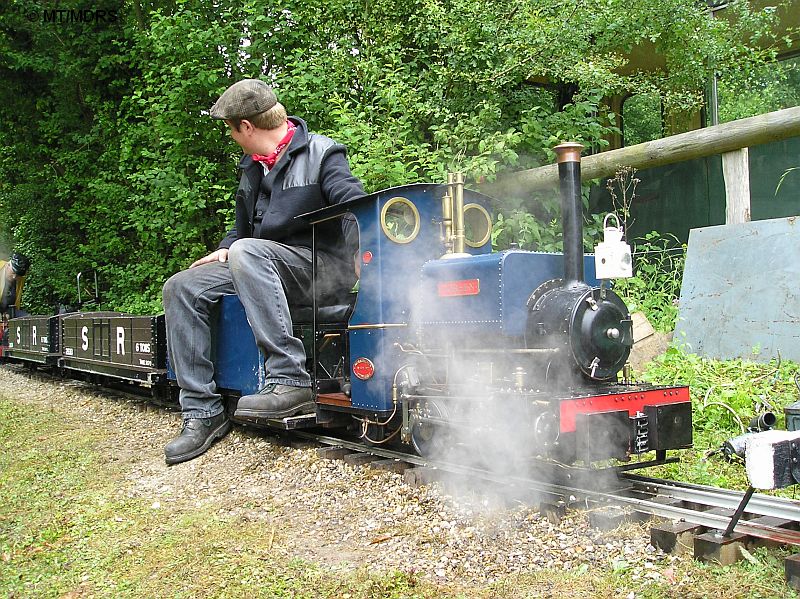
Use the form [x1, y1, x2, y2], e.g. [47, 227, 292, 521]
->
[163, 239, 325, 420]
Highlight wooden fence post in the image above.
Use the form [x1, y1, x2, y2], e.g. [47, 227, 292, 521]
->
[722, 147, 751, 224]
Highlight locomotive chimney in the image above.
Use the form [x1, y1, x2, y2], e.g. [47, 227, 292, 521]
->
[554, 142, 585, 285]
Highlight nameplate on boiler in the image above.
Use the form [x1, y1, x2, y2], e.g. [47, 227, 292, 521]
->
[437, 279, 480, 297]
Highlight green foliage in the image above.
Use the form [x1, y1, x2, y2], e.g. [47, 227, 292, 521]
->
[492, 189, 604, 253]
[646, 349, 796, 431]
[719, 55, 800, 123]
[642, 347, 800, 491]
[493, 210, 562, 252]
[517, 92, 621, 162]
[613, 232, 686, 332]
[622, 93, 663, 146]
[0, 0, 786, 312]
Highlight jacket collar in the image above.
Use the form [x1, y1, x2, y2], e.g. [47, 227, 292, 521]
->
[237, 116, 309, 171]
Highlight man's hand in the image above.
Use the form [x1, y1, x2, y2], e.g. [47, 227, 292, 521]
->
[190, 248, 229, 269]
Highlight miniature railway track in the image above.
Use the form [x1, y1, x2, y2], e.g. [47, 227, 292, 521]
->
[623, 474, 800, 523]
[611, 477, 800, 546]
[293, 429, 800, 548]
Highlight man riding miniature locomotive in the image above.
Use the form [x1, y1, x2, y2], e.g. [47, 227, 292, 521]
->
[0, 252, 31, 345]
[163, 79, 364, 465]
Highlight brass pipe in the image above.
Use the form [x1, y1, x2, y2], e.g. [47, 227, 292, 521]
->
[452, 172, 465, 254]
[447, 172, 456, 210]
[441, 193, 453, 254]
[441, 173, 456, 256]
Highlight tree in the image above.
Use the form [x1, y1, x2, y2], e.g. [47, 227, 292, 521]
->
[0, 0, 787, 312]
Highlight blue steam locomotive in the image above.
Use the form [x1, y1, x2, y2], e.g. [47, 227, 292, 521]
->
[2, 144, 692, 467]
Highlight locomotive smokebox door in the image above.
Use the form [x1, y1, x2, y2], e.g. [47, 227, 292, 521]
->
[645, 403, 693, 450]
[526, 282, 632, 381]
[575, 410, 631, 462]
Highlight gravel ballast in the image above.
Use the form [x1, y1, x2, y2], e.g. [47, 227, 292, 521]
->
[0, 365, 689, 589]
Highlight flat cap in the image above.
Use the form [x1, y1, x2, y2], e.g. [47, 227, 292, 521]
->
[209, 79, 277, 120]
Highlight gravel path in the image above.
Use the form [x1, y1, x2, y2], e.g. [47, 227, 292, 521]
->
[0, 365, 688, 589]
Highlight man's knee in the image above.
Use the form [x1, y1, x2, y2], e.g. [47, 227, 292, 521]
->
[162, 271, 185, 305]
[163, 268, 201, 306]
[229, 239, 281, 271]
[227, 239, 252, 266]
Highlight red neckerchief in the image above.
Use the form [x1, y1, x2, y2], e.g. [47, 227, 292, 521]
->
[252, 120, 297, 169]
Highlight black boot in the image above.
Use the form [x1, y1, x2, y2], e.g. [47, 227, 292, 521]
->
[234, 383, 314, 420]
[164, 412, 231, 465]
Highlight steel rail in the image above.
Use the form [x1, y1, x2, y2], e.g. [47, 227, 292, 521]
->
[296, 430, 800, 546]
[293, 431, 600, 504]
[623, 474, 800, 522]
[294, 430, 431, 467]
[606, 492, 800, 547]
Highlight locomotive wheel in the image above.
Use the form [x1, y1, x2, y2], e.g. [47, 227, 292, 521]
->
[410, 398, 451, 459]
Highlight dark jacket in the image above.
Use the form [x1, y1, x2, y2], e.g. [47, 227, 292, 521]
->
[218, 117, 363, 287]
[0, 261, 25, 313]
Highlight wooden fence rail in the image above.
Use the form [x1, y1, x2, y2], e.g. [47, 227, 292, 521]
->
[482, 106, 800, 224]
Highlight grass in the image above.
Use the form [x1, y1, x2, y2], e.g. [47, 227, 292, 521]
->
[485, 554, 797, 599]
[0, 396, 440, 598]
[1, 380, 799, 598]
